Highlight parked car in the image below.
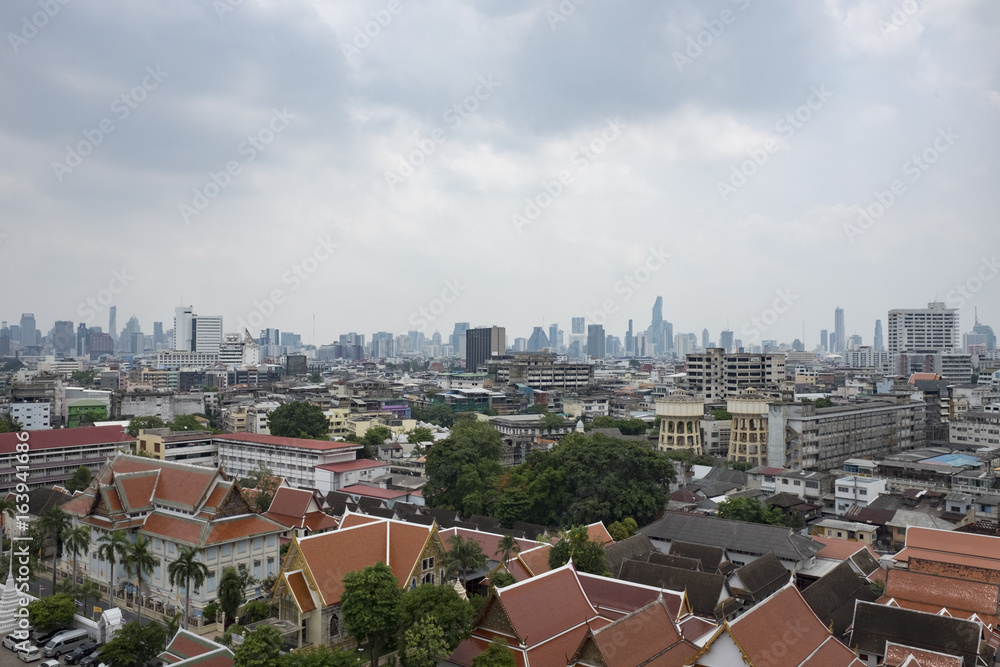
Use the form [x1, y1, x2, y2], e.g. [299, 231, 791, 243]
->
[79, 648, 103, 667]
[17, 646, 41, 663]
[29, 629, 63, 646]
[3, 634, 22, 651]
[41, 660, 60, 667]
[64, 642, 100, 665]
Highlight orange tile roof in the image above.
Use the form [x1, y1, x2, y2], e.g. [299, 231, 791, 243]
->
[517, 544, 552, 577]
[813, 536, 881, 562]
[205, 515, 285, 545]
[339, 512, 384, 529]
[587, 521, 614, 546]
[881, 569, 1000, 621]
[576, 571, 685, 621]
[61, 492, 96, 516]
[884, 642, 963, 667]
[142, 513, 206, 546]
[153, 466, 215, 509]
[438, 527, 536, 563]
[589, 598, 686, 666]
[267, 487, 314, 518]
[163, 631, 223, 660]
[302, 512, 338, 532]
[0, 425, 134, 453]
[117, 472, 158, 511]
[285, 571, 316, 613]
[214, 433, 360, 451]
[201, 483, 230, 511]
[894, 527, 1000, 569]
[496, 565, 599, 646]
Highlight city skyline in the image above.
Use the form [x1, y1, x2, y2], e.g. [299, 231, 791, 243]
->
[1, 3, 997, 348]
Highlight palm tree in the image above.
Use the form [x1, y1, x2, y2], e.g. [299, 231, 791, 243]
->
[77, 579, 101, 616]
[122, 535, 156, 623]
[38, 507, 70, 595]
[63, 525, 92, 587]
[495, 535, 520, 565]
[445, 534, 487, 592]
[96, 530, 128, 610]
[167, 546, 209, 631]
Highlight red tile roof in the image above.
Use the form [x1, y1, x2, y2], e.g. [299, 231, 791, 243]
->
[117, 472, 158, 511]
[0, 425, 134, 453]
[142, 513, 206, 545]
[587, 521, 614, 546]
[813, 536, 881, 562]
[438, 527, 536, 563]
[894, 527, 1000, 570]
[267, 487, 315, 518]
[576, 571, 685, 621]
[204, 515, 285, 545]
[517, 544, 552, 577]
[338, 513, 384, 529]
[587, 597, 695, 667]
[285, 571, 316, 613]
[214, 433, 360, 451]
[496, 565, 599, 646]
[884, 642, 963, 667]
[316, 459, 387, 473]
[880, 569, 1000, 626]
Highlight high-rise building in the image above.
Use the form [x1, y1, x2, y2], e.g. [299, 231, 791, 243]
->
[820, 329, 828, 352]
[674, 333, 692, 357]
[548, 324, 559, 352]
[174, 307, 194, 351]
[527, 327, 549, 352]
[719, 330, 734, 352]
[153, 321, 164, 347]
[587, 324, 606, 358]
[650, 296, 664, 345]
[972, 310, 996, 350]
[194, 316, 223, 353]
[571, 317, 585, 335]
[834, 307, 845, 355]
[0, 323, 9, 357]
[19, 314, 37, 347]
[466, 326, 505, 372]
[52, 320, 74, 358]
[887, 302, 959, 355]
[76, 323, 88, 357]
[626, 319, 634, 356]
[371, 331, 395, 358]
[873, 320, 884, 352]
[108, 306, 117, 351]
[451, 323, 470, 359]
[702, 329, 710, 349]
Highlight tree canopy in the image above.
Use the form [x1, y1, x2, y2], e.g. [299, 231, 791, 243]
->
[219, 566, 246, 624]
[547, 526, 609, 576]
[407, 427, 434, 444]
[715, 496, 785, 526]
[267, 402, 329, 440]
[65, 465, 93, 492]
[411, 403, 455, 427]
[471, 638, 517, 667]
[423, 419, 504, 515]
[341, 562, 402, 667]
[233, 625, 284, 667]
[27, 594, 75, 629]
[585, 416, 648, 435]
[240, 463, 281, 513]
[126, 415, 166, 436]
[280, 646, 362, 667]
[100, 621, 166, 667]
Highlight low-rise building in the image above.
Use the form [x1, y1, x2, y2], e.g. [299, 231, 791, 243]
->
[215, 433, 364, 490]
[812, 519, 878, 545]
[835, 476, 887, 516]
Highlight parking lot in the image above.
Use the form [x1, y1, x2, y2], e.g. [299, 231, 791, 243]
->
[0, 635, 96, 667]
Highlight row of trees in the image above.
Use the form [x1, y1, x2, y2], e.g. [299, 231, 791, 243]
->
[424, 418, 676, 528]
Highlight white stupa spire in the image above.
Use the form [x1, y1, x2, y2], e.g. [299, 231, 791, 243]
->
[0, 544, 22, 635]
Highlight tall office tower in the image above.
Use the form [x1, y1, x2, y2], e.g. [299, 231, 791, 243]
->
[674, 333, 692, 357]
[53, 321, 74, 358]
[702, 329, 710, 349]
[849, 334, 862, 349]
[820, 329, 828, 352]
[587, 324, 606, 358]
[466, 326, 505, 372]
[124, 314, 142, 349]
[194, 316, 223, 353]
[526, 327, 549, 352]
[972, 310, 996, 350]
[571, 317, 585, 335]
[834, 307, 845, 354]
[76, 323, 88, 357]
[887, 302, 960, 355]
[873, 320, 884, 352]
[19, 314, 37, 347]
[606, 335, 621, 357]
[663, 320, 674, 353]
[153, 322, 164, 347]
[369, 332, 394, 358]
[174, 306, 194, 350]
[0, 322, 8, 357]
[649, 297, 664, 346]
[719, 330, 734, 352]
[625, 319, 634, 356]
[451, 322, 470, 359]
[108, 307, 117, 350]
[548, 324, 559, 351]
[828, 333, 838, 354]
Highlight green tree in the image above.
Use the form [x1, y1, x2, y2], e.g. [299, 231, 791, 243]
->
[400, 619, 449, 667]
[234, 625, 284, 667]
[280, 646, 362, 667]
[65, 465, 93, 493]
[76, 578, 102, 615]
[241, 463, 281, 513]
[307, 372, 322, 383]
[398, 583, 474, 655]
[0, 416, 22, 433]
[168, 545, 210, 631]
[712, 409, 732, 420]
[267, 402, 329, 440]
[490, 571, 516, 588]
[716, 497, 785, 526]
[239, 599, 276, 625]
[526, 404, 547, 414]
[203, 600, 221, 624]
[219, 566, 246, 626]
[100, 621, 166, 667]
[539, 412, 565, 432]
[38, 507, 70, 595]
[170, 414, 204, 431]
[412, 403, 454, 428]
[445, 534, 487, 591]
[494, 535, 520, 565]
[62, 524, 91, 587]
[407, 427, 434, 445]
[471, 638, 516, 667]
[424, 419, 504, 514]
[360, 426, 392, 459]
[814, 397, 835, 408]
[27, 594, 75, 629]
[341, 562, 402, 667]
[96, 529, 128, 611]
[548, 526, 609, 576]
[70, 370, 98, 387]
[122, 534, 157, 623]
[126, 416, 166, 437]
[607, 518, 638, 542]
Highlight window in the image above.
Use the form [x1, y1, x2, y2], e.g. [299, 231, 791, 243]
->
[253, 537, 262, 550]
[329, 615, 340, 638]
[267, 535, 276, 548]
[207, 571, 216, 593]
[838, 487, 849, 494]
[422, 572, 435, 584]
[267, 557, 275, 576]
[422, 557, 435, 571]
[222, 544, 232, 558]
[793, 480, 801, 487]
[205, 547, 217, 560]
[254, 559, 261, 579]
[238, 541, 247, 554]
[858, 489, 867, 496]
[168, 542, 176, 554]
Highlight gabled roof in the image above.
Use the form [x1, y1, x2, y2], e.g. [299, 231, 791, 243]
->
[639, 512, 822, 562]
[879, 568, 1000, 626]
[731, 553, 790, 602]
[849, 601, 983, 666]
[158, 630, 234, 667]
[893, 526, 1000, 571]
[647, 551, 701, 571]
[802, 560, 880, 636]
[516, 544, 552, 578]
[618, 560, 733, 619]
[438, 527, 536, 564]
[586, 521, 614, 546]
[575, 571, 688, 622]
[883, 642, 963, 667]
[667, 540, 725, 572]
[603, 533, 657, 577]
[495, 564, 601, 646]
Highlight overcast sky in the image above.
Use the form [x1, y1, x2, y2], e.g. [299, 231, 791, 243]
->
[2, 0, 998, 348]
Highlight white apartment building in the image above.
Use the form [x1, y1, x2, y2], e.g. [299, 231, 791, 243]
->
[887, 302, 960, 355]
[950, 408, 1000, 447]
[843, 347, 890, 371]
[214, 433, 364, 489]
[248, 402, 281, 434]
[686, 349, 785, 400]
[834, 476, 887, 516]
[10, 401, 51, 430]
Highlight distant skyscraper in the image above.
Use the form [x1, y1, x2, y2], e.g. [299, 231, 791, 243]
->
[587, 324, 606, 358]
[174, 306, 193, 350]
[52, 321, 74, 358]
[108, 307, 117, 350]
[626, 319, 634, 356]
[972, 309, 995, 351]
[76, 323, 88, 357]
[849, 334, 862, 349]
[466, 326, 505, 372]
[153, 321, 164, 347]
[873, 320, 884, 352]
[820, 329, 828, 352]
[571, 317, 585, 335]
[452, 322, 470, 358]
[702, 329, 710, 349]
[527, 327, 549, 352]
[719, 330, 734, 352]
[19, 314, 36, 347]
[834, 307, 845, 355]
[673, 333, 692, 357]
[649, 297, 664, 351]
[548, 324, 559, 351]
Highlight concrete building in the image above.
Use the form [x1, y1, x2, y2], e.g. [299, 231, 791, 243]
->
[466, 326, 505, 373]
[586, 324, 606, 359]
[655, 395, 704, 455]
[700, 415, 732, 458]
[10, 401, 51, 430]
[888, 301, 960, 355]
[685, 349, 785, 400]
[834, 476, 888, 516]
[843, 346, 890, 370]
[485, 353, 594, 390]
[949, 407, 1000, 447]
[136, 428, 218, 467]
[834, 307, 845, 355]
[727, 391, 771, 467]
[121, 391, 206, 422]
[214, 433, 364, 490]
